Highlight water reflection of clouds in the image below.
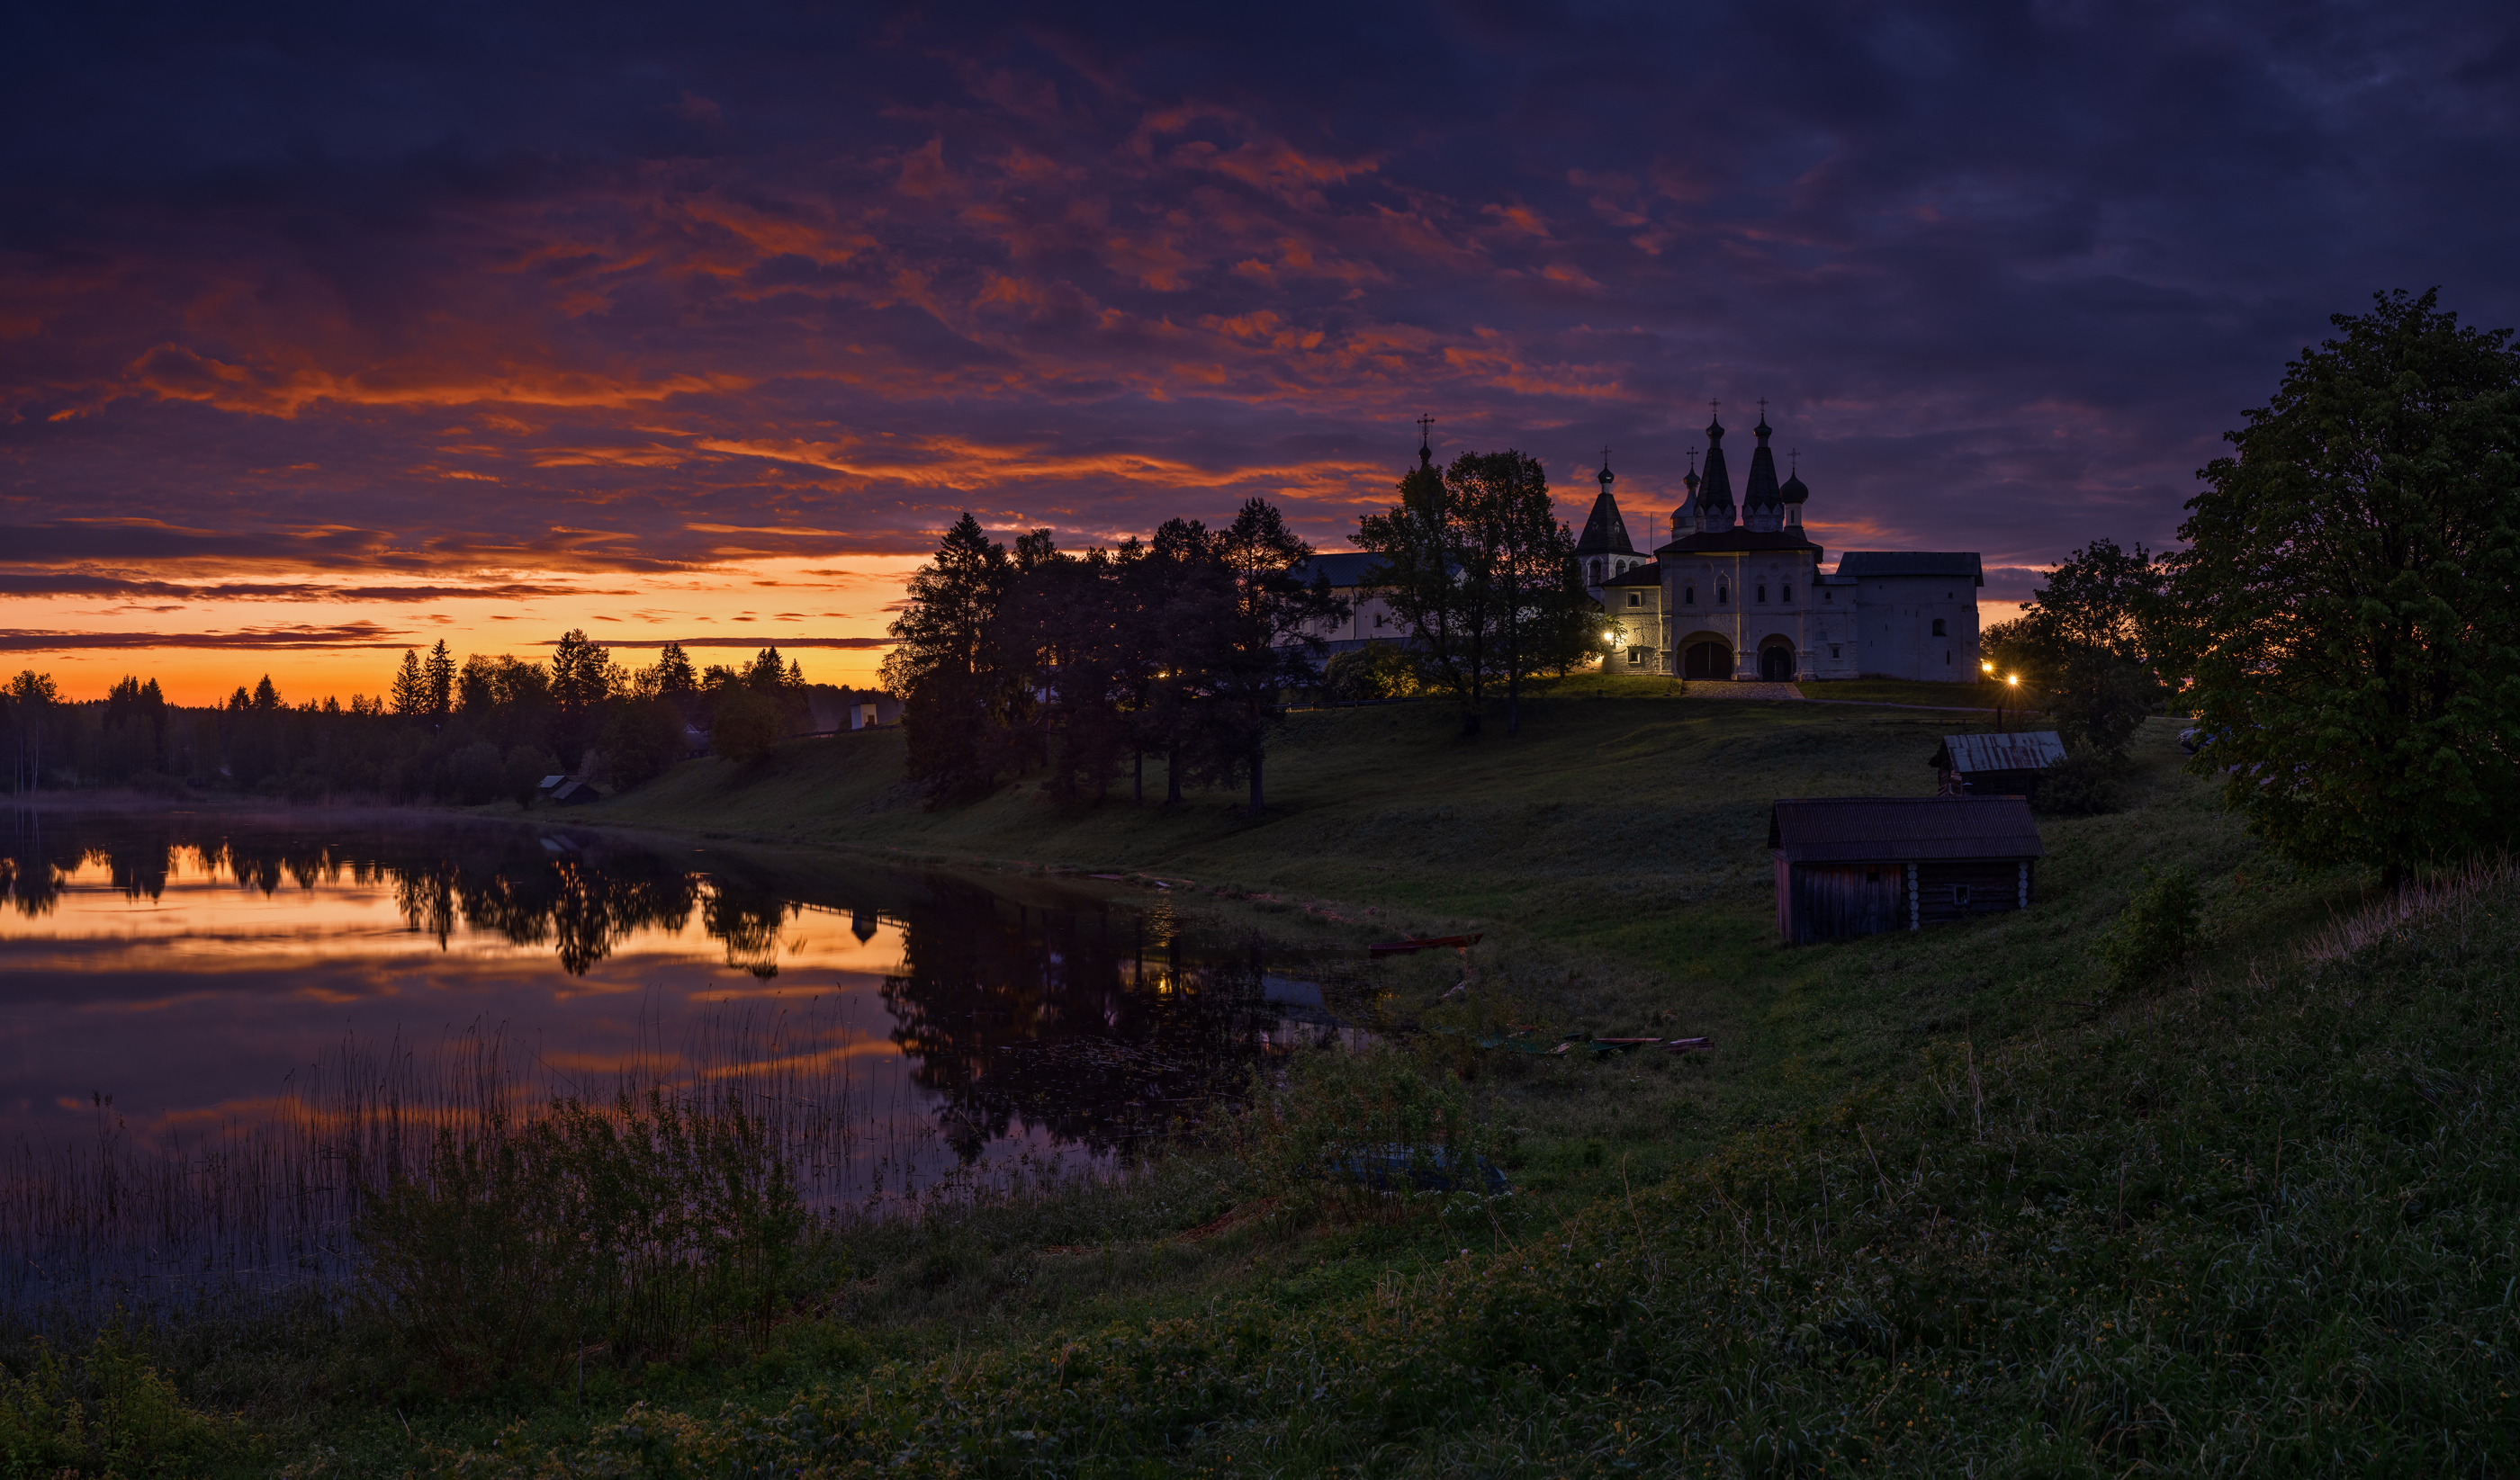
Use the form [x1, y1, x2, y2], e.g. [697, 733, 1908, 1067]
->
[1, 813, 1326, 1220]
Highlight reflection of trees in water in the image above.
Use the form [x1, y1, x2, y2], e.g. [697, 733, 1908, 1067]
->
[5, 811, 1308, 1177]
[881, 890, 1275, 1162]
[703, 886, 792, 979]
[0, 814, 735, 977]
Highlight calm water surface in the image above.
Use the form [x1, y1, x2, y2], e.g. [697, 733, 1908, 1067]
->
[0, 808, 1339, 1240]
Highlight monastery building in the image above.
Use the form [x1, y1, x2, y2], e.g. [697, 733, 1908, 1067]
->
[1578, 408, 1982, 682]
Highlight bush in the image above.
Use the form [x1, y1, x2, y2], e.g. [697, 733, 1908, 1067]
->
[598, 697, 688, 788]
[443, 741, 503, 805]
[353, 1090, 805, 1395]
[500, 745, 557, 807]
[1320, 645, 1420, 704]
[2097, 863, 2202, 990]
[709, 687, 784, 764]
[2035, 749, 2124, 814]
[0, 1333, 244, 1476]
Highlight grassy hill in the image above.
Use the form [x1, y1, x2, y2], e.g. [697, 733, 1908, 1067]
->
[45, 684, 2508, 1478]
[572, 680, 2353, 1155]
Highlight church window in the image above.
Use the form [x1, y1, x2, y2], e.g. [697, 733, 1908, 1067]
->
[1830, 645, 1840, 659]
[1588, 561, 1601, 584]
[1823, 589, 1834, 603]
[1781, 585, 1792, 604]
[1373, 611, 1386, 629]
[1625, 592, 1641, 607]
[1717, 584, 1729, 605]
[1684, 585, 1695, 605]
[1931, 618, 1947, 636]
[1627, 647, 1645, 667]
[1756, 584, 1767, 603]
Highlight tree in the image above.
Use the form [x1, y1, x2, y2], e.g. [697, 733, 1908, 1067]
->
[1451, 450, 1590, 736]
[1354, 450, 1508, 733]
[2002, 540, 2170, 761]
[550, 630, 614, 761]
[1131, 521, 1237, 806]
[882, 513, 1017, 802]
[651, 642, 698, 695]
[424, 641, 456, 726]
[4, 671, 58, 793]
[1210, 498, 1346, 812]
[711, 686, 786, 764]
[600, 697, 689, 787]
[390, 650, 428, 719]
[2162, 289, 2520, 883]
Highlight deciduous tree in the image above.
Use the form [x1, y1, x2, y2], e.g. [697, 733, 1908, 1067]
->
[2163, 289, 2520, 881]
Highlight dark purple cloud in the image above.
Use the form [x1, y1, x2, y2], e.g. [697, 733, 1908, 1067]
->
[2, 0, 2514, 613]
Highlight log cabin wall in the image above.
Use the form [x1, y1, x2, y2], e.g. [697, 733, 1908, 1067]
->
[1912, 858, 2034, 925]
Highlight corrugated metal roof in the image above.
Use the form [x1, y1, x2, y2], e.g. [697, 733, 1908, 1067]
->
[1835, 552, 1984, 584]
[1768, 796, 2044, 864]
[1938, 731, 2066, 774]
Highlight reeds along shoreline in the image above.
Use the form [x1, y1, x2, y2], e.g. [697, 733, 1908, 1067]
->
[0, 1005, 1107, 1339]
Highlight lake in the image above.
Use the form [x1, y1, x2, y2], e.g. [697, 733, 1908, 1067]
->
[0, 806, 1344, 1308]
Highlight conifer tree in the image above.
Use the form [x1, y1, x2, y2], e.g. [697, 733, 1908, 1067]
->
[389, 649, 428, 717]
[651, 642, 698, 694]
[423, 641, 456, 725]
[882, 513, 1016, 801]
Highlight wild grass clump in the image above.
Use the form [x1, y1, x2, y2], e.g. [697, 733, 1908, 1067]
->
[2097, 862, 2203, 989]
[0, 1332, 248, 1476]
[352, 1089, 806, 1395]
[1223, 1045, 1499, 1221]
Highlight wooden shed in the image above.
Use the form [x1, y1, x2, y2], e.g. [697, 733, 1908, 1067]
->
[1770, 797, 2045, 943]
[1929, 731, 2066, 797]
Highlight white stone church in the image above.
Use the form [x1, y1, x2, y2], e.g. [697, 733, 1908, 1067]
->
[1578, 408, 1982, 682]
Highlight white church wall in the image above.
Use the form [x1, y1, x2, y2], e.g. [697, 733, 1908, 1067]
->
[1851, 578, 1981, 681]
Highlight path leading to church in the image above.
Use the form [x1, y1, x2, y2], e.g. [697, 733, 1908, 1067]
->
[1688, 681, 1805, 701]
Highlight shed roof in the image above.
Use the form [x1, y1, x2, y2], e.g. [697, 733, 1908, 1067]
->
[1769, 796, 2044, 865]
[1834, 552, 1984, 584]
[1602, 564, 1661, 587]
[1934, 731, 2066, 775]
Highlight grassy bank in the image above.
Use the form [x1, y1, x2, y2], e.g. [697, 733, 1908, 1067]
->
[22, 684, 2496, 1477]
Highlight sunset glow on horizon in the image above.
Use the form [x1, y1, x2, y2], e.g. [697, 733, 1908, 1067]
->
[6, 4, 2512, 702]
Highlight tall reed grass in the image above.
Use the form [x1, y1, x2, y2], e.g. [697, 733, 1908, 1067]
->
[0, 1006, 1047, 1346]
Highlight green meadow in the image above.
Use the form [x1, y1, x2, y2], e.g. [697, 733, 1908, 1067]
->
[18, 683, 2516, 1478]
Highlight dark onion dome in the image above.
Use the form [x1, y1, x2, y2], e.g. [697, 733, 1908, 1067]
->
[1780, 468, 1809, 503]
[1574, 473, 1635, 558]
[1742, 409, 1782, 511]
[1696, 416, 1735, 518]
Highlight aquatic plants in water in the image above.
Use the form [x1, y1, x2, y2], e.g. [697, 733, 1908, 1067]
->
[352, 1088, 806, 1394]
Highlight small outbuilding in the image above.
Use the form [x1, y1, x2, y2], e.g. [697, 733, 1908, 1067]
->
[1770, 796, 2045, 943]
[544, 777, 604, 806]
[1930, 731, 2066, 797]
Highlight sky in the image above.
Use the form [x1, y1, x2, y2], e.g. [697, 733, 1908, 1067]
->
[4, 0, 2516, 704]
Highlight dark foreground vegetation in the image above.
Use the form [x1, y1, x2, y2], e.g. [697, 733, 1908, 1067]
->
[4, 689, 2514, 1477]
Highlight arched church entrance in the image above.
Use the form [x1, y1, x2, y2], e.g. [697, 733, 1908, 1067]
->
[1683, 640, 1732, 680]
[1760, 641, 1796, 682]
